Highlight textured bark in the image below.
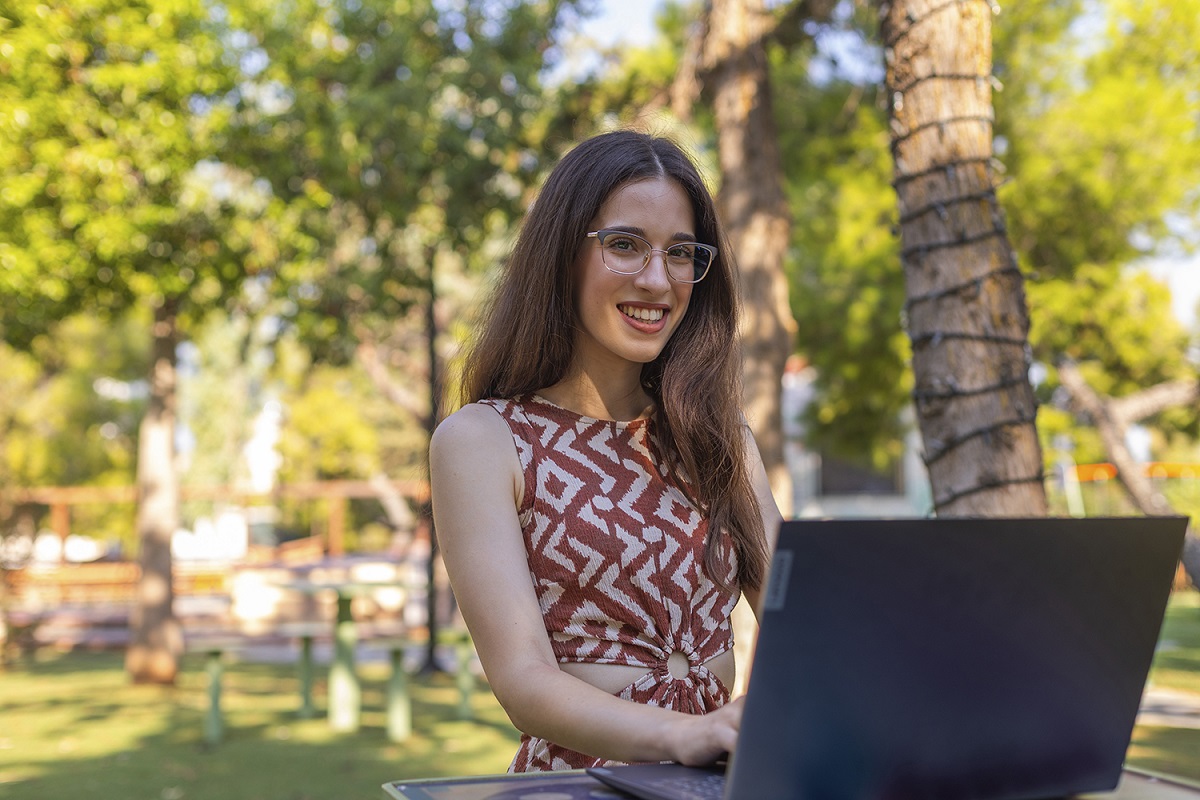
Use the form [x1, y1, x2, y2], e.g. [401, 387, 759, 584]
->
[1057, 362, 1200, 587]
[881, 0, 1047, 516]
[125, 301, 183, 684]
[703, 0, 797, 513]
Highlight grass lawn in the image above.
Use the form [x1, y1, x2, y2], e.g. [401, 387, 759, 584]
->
[2, 591, 1198, 798]
[1127, 590, 1200, 783]
[0, 649, 521, 800]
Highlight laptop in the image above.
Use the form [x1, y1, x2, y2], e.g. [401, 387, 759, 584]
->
[589, 516, 1189, 800]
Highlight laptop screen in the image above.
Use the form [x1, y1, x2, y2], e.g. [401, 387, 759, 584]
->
[724, 516, 1188, 800]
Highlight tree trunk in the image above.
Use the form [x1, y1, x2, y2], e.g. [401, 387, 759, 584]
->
[125, 300, 184, 684]
[881, 0, 1048, 516]
[420, 256, 443, 672]
[1057, 361, 1200, 587]
[704, 0, 797, 515]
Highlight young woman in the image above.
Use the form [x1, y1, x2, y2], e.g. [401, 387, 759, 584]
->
[429, 130, 781, 772]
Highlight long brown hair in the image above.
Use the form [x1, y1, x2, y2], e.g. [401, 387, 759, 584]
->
[460, 130, 768, 591]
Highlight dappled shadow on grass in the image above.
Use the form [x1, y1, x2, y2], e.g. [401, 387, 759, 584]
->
[1152, 594, 1200, 695]
[0, 647, 125, 675]
[1128, 725, 1200, 783]
[0, 649, 521, 800]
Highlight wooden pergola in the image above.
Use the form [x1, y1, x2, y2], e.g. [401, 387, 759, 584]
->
[3, 479, 430, 556]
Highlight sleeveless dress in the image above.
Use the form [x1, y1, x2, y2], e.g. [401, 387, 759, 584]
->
[479, 394, 740, 772]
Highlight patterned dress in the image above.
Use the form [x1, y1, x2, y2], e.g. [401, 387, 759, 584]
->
[479, 394, 740, 772]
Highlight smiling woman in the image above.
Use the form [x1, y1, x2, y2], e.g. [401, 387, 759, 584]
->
[429, 130, 782, 772]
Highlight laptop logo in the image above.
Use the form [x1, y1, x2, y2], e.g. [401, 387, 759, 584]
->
[762, 549, 793, 612]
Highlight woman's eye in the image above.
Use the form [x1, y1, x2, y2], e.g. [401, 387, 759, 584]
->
[606, 237, 639, 252]
[666, 245, 695, 259]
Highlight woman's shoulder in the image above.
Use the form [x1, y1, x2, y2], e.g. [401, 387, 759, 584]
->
[430, 402, 527, 485]
[433, 401, 513, 449]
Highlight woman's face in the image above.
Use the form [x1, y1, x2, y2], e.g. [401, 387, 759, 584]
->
[571, 176, 697, 376]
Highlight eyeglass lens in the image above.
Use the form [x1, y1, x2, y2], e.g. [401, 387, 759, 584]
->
[596, 231, 713, 283]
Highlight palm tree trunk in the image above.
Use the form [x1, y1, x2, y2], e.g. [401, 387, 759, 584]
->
[881, 0, 1048, 516]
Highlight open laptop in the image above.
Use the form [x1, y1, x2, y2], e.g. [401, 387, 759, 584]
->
[589, 516, 1189, 800]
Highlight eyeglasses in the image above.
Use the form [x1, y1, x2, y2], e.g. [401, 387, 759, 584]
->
[586, 229, 716, 284]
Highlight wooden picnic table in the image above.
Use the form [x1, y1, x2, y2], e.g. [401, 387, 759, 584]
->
[273, 579, 417, 733]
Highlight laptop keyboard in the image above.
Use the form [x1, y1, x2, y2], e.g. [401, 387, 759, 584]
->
[647, 773, 726, 800]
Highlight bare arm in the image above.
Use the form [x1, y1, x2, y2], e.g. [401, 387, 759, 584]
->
[738, 424, 784, 618]
[430, 404, 741, 765]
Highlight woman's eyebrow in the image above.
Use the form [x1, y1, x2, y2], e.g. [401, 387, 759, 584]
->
[605, 224, 698, 241]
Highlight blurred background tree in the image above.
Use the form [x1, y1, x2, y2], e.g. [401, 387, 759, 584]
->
[0, 0, 307, 682]
[220, 0, 586, 660]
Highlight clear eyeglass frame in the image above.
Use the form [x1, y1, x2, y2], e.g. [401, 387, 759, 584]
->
[586, 229, 716, 284]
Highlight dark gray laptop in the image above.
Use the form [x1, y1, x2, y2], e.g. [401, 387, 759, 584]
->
[590, 516, 1188, 800]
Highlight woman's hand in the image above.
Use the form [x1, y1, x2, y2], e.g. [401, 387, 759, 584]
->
[667, 696, 745, 766]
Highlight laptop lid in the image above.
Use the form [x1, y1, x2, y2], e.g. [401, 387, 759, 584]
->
[719, 516, 1188, 800]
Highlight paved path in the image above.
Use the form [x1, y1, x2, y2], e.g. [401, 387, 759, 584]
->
[1139, 686, 1200, 729]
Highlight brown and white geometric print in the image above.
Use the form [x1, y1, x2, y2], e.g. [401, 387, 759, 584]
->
[481, 394, 739, 672]
[480, 394, 740, 772]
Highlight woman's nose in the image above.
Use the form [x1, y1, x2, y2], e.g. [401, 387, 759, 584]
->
[635, 250, 672, 289]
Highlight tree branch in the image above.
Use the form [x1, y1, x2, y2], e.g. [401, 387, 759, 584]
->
[1110, 379, 1200, 427]
[1056, 361, 1175, 515]
[354, 338, 428, 425]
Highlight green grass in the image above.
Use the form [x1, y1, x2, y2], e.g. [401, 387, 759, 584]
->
[1146, 590, 1200, 695]
[2, 591, 1198, 798]
[1128, 590, 1200, 783]
[0, 650, 521, 800]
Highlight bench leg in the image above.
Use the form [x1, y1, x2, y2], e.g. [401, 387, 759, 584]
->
[328, 595, 360, 732]
[386, 647, 412, 742]
[205, 649, 224, 745]
[455, 639, 474, 721]
[297, 635, 315, 719]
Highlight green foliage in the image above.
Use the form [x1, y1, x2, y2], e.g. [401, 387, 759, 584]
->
[990, 0, 1200, 461]
[276, 365, 383, 481]
[0, 0, 319, 558]
[547, 1, 698, 133]
[0, 312, 148, 543]
[773, 68, 910, 468]
[0, 0, 281, 342]
[998, 0, 1200, 276]
[3, 0, 1197, 516]
[767, 0, 1200, 466]
[1028, 265, 1192, 393]
[1, 321, 142, 489]
[225, 0, 584, 360]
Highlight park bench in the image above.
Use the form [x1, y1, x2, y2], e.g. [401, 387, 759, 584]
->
[0, 609, 45, 658]
[187, 625, 475, 745]
[4, 562, 141, 606]
[373, 628, 476, 742]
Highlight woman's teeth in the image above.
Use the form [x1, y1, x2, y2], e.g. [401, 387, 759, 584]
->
[619, 305, 664, 322]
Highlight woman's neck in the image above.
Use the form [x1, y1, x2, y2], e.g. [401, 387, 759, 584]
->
[538, 369, 654, 422]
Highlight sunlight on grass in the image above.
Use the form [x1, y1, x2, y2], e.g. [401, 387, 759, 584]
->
[1128, 726, 1200, 783]
[1149, 591, 1200, 696]
[1126, 591, 1200, 783]
[0, 650, 520, 800]
[3, 590, 1198, 798]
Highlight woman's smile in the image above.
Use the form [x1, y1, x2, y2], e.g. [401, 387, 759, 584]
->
[618, 302, 668, 326]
